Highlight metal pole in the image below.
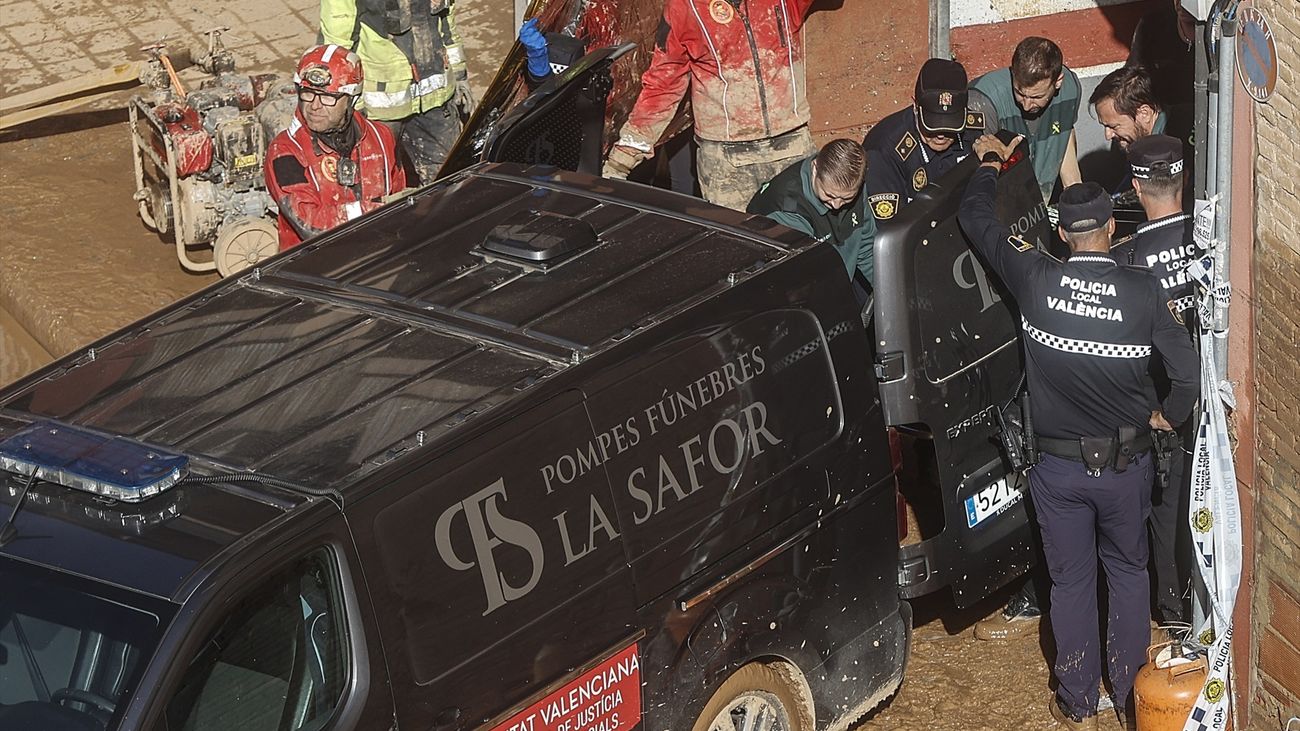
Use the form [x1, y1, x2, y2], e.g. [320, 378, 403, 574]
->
[1194, 23, 1212, 199]
[930, 0, 951, 59]
[1213, 15, 1236, 374]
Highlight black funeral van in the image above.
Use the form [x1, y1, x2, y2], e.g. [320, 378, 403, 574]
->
[0, 51, 1052, 731]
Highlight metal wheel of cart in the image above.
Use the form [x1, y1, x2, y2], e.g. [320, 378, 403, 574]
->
[213, 217, 278, 277]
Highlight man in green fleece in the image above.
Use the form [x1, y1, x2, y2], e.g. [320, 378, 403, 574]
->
[971, 36, 1083, 203]
[748, 139, 876, 302]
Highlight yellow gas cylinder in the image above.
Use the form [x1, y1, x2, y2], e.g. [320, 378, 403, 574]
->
[1134, 642, 1208, 731]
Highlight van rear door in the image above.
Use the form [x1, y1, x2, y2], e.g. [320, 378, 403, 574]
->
[872, 144, 1051, 608]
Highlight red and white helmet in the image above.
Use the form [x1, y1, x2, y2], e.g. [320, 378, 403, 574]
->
[293, 44, 363, 97]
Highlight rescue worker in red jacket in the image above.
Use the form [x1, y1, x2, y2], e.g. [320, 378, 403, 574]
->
[265, 45, 407, 251]
[602, 0, 816, 211]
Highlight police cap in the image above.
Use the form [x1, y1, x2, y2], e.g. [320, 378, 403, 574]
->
[1128, 134, 1184, 179]
[915, 58, 969, 134]
[1058, 182, 1114, 234]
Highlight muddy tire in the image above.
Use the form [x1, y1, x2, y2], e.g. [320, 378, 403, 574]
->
[690, 661, 814, 731]
[213, 217, 279, 277]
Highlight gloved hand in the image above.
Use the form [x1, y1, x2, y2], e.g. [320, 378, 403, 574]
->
[453, 77, 475, 122]
[602, 144, 644, 179]
[519, 18, 550, 78]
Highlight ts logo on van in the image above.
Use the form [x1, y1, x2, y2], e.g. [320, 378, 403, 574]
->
[435, 478, 545, 616]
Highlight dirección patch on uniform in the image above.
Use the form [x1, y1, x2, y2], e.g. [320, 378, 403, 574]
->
[869, 193, 899, 220]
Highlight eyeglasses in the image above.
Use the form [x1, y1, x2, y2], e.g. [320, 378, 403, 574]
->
[297, 86, 346, 107]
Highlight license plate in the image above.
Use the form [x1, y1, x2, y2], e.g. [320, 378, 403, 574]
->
[964, 473, 1025, 528]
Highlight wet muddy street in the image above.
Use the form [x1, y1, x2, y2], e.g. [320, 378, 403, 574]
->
[0, 120, 219, 385]
[856, 594, 1125, 731]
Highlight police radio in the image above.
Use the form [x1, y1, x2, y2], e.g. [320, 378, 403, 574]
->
[336, 158, 358, 188]
[995, 377, 1039, 472]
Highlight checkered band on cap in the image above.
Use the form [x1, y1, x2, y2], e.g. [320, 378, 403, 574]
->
[1131, 159, 1184, 179]
[1022, 318, 1152, 358]
[1127, 134, 1184, 179]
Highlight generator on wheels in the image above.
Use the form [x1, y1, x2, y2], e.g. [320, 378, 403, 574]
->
[129, 30, 295, 277]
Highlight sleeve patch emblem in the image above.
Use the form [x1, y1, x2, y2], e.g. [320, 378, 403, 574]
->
[869, 193, 899, 220]
[895, 132, 917, 161]
[1168, 299, 1186, 326]
[1008, 234, 1034, 252]
[708, 0, 734, 24]
[966, 110, 985, 129]
[912, 167, 928, 191]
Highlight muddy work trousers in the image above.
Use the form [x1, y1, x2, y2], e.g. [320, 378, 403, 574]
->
[1031, 452, 1153, 719]
[392, 102, 464, 185]
[696, 126, 815, 211]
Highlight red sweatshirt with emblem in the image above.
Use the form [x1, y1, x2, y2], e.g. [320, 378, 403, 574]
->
[619, 0, 813, 151]
[265, 110, 406, 251]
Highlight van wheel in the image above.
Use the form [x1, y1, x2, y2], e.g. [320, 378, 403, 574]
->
[691, 661, 813, 731]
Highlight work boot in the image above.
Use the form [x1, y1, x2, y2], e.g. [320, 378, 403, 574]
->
[974, 585, 1041, 640]
[1049, 697, 1098, 730]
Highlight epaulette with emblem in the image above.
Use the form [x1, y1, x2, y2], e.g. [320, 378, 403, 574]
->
[1007, 234, 1034, 253]
[965, 110, 985, 130]
[1109, 233, 1140, 266]
[895, 131, 917, 161]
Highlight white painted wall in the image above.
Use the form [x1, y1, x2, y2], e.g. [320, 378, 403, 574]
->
[951, 0, 1141, 28]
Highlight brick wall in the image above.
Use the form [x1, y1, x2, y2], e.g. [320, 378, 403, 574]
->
[1249, 0, 1300, 727]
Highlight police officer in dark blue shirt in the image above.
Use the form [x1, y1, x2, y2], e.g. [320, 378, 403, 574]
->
[959, 134, 1199, 730]
[1113, 134, 1197, 630]
[862, 58, 987, 223]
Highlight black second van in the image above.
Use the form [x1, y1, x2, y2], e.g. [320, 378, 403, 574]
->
[0, 51, 1053, 731]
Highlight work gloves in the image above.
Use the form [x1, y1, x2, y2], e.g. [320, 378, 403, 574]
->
[602, 144, 645, 180]
[519, 19, 550, 79]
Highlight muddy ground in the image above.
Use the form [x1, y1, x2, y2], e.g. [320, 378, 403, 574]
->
[0, 1, 1131, 729]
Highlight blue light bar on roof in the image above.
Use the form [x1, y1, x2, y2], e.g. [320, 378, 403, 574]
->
[0, 422, 188, 503]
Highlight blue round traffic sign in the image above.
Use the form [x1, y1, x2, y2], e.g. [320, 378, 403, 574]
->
[1236, 7, 1277, 103]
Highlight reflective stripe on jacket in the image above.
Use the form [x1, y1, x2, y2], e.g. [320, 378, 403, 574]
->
[321, 0, 465, 120]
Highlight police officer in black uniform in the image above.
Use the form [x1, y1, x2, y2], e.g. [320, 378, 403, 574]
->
[959, 134, 1199, 730]
[863, 58, 988, 224]
[1113, 134, 1197, 630]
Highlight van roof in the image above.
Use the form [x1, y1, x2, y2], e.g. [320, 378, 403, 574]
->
[0, 164, 809, 502]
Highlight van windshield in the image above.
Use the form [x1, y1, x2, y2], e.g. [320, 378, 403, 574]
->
[0, 557, 172, 731]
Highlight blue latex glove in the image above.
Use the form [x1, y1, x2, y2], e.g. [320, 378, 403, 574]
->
[519, 18, 550, 78]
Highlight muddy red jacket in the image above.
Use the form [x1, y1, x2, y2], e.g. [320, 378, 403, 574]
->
[265, 110, 407, 251]
[619, 0, 813, 151]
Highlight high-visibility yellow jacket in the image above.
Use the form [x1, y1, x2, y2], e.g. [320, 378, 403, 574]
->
[321, 0, 467, 121]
